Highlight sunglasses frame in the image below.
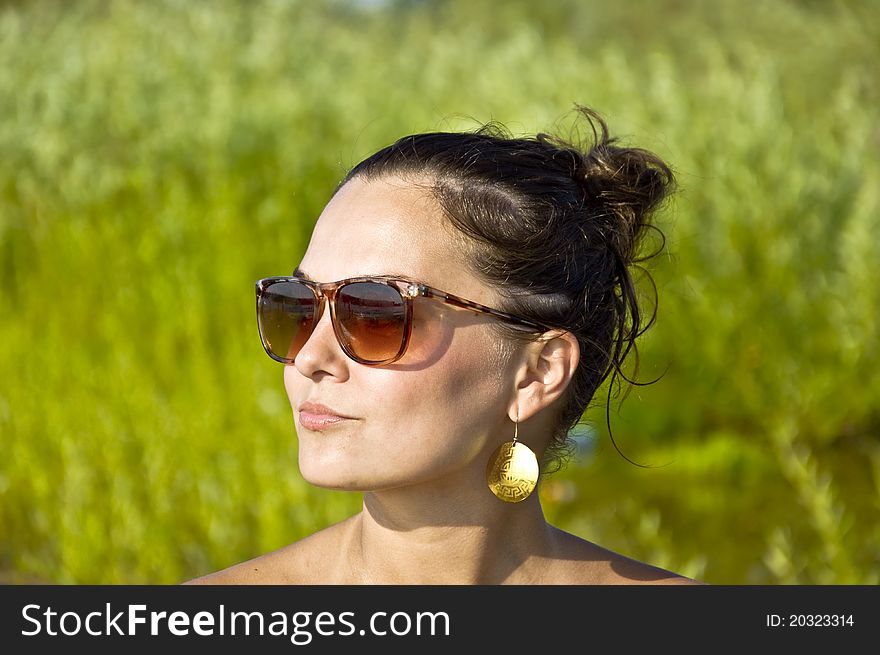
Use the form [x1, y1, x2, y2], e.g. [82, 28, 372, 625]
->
[255, 274, 555, 366]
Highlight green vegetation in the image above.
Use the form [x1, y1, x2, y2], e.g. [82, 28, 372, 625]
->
[1, 0, 877, 584]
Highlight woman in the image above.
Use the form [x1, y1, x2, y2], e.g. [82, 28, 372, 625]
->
[187, 105, 701, 585]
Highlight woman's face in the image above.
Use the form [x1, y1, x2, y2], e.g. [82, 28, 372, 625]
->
[284, 175, 519, 493]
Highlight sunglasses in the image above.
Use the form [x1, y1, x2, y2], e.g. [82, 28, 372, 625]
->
[255, 274, 553, 366]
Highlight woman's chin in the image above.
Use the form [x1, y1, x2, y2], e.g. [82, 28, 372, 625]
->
[302, 473, 364, 491]
[298, 459, 417, 493]
[297, 455, 367, 491]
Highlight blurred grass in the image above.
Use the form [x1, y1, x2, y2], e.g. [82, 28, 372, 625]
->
[1, 0, 878, 583]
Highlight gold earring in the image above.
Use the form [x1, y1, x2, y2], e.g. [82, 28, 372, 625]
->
[486, 414, 539, 503]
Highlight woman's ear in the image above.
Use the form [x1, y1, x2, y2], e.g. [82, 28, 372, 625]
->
[509, 330, 579, 423]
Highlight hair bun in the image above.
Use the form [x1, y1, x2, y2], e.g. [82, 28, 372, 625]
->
[543, 105, 674, 262]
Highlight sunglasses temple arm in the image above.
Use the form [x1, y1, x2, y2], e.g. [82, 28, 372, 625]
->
[420, 286, 549, 332]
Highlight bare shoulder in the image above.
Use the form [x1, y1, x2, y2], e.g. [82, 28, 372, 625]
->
[182, 515, 358, 585]
[548, 526, 706, 585]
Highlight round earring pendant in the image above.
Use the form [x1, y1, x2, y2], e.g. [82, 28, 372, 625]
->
[486, 441, 540, 503]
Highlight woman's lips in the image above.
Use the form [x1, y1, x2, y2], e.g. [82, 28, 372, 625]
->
[298, 411, 353, 431]
[297, 402, 356, 431]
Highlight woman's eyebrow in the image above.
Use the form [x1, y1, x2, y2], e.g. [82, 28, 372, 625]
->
[291, 267, 430, 286]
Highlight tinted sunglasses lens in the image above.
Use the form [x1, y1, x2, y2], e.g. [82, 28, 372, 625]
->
[336, 282, 407, 362]
[258, 281, 318, 362]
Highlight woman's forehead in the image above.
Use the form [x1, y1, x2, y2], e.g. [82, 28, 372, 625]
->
[320, 181, 437, 242]
[300, 177, 496, 303]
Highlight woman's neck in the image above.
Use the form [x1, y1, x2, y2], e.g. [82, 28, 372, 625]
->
[342, 481, 557, 584]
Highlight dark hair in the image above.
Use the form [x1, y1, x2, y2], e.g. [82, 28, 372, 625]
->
[336, 105, 674, 473]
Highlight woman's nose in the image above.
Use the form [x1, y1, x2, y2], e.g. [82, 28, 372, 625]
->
[292, 301, 349, 379]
